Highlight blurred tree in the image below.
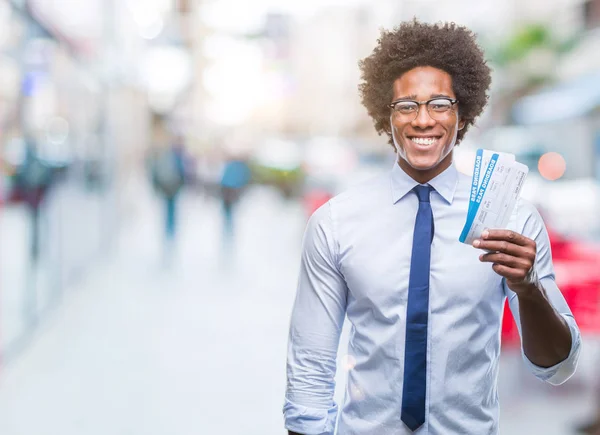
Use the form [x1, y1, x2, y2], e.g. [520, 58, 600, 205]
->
[493, 25, 575, 64]
[484, 23, 581, 124]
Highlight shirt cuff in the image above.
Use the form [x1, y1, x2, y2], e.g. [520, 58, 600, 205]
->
[283, 399, 338, 435]
[521, 313, 582, 385]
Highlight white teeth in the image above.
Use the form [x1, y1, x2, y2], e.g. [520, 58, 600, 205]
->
[411, 137, 437, 145]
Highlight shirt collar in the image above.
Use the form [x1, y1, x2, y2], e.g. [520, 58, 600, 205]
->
[390, 158, 459, 205]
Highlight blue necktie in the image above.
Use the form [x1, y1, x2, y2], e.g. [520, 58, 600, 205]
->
[401, 185, 434, 432]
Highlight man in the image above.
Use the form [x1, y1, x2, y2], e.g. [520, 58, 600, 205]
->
[284, 20, 580, 435]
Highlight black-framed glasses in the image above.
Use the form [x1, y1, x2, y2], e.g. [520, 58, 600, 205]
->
[389, 97, 458, 121]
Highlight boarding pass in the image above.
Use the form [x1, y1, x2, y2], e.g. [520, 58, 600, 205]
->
[459, 148, 529, 245]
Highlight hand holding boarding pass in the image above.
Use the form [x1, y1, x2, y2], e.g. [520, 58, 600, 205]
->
[460, 149, 538, 293]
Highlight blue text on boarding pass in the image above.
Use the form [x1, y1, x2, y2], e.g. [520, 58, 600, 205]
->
[460, 154, 528, 245]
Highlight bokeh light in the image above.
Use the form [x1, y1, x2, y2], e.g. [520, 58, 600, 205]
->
[340, 354, 356, 371]
[538, 152, 567, 181]
[349, 384, 365, 401]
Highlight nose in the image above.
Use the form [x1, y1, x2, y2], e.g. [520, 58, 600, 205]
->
[411, 104, 437, 129]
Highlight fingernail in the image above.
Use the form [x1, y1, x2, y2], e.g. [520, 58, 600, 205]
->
[479, 254, 483, 261]
[482, 230, 489, 239]
[473, 240, 480, 248]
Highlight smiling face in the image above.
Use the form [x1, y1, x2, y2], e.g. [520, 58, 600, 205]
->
[390, 66, 465, 184]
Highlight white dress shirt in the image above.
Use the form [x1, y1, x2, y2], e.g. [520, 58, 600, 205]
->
[284, 160, 581, 435]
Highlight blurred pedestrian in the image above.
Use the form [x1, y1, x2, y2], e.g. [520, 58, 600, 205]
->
[219, 155, 251, 238]
[13, 137, 54, 262]
[284, 20, 580, 435]
[149, 134, 187, 251]
[11, 136, 57, 325]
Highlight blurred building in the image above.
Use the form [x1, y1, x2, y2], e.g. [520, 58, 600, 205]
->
[0, 0, 188, 360]
[281, 7, 373, 138]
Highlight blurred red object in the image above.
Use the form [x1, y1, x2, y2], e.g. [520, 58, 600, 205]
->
[502, 227, 600, 347]
[303, 189, 333, 217]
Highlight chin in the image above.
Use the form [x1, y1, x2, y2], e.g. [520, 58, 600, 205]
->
[405, 154, 442, 171]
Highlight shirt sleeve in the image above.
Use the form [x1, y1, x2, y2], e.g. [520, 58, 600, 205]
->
[504, 200, 582, 386]
[283, 201, 348, 435]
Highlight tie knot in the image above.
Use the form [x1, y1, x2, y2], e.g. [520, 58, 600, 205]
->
[413, 185, 432, 203]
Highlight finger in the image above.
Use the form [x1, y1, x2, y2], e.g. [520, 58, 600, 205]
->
[491, 263, 528, 281]
[473, 239, 526, 256]
[480, 252, 532, 270]
[481, 229, 532, 247]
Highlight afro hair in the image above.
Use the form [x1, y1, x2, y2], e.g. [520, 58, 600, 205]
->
[358, 19, 492, 147]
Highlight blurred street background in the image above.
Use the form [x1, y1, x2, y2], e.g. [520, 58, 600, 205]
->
[0, 0, 600, 434]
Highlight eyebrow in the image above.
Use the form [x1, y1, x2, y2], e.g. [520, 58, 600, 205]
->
[394, 93, 452, 101]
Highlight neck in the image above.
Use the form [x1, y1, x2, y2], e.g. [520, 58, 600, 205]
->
[397, 152, 453, 184]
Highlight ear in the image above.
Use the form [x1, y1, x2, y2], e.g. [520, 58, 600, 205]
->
[458, 118, 466, 131]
